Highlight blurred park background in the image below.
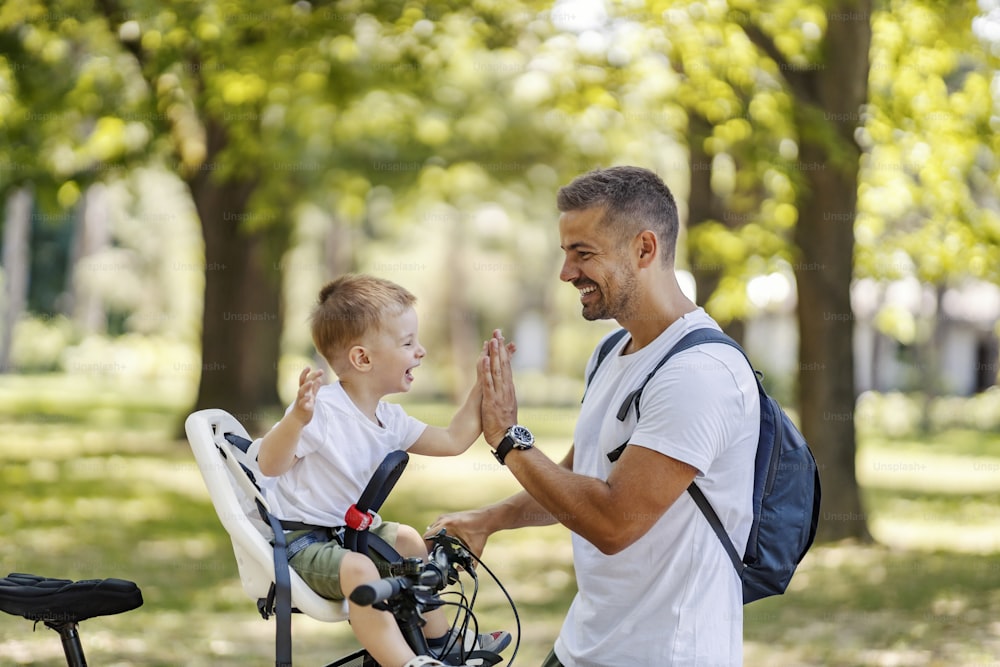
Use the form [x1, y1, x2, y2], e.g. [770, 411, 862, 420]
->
[2, 0, 1000, 664]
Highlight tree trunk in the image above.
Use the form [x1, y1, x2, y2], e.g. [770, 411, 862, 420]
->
[792, 0, 872, 542]
[1, 187, 33, 372]
[687, 114, 724, 308]
[95, 8, 288, 432]
[185, 118, 285, 431]
[687, 114, 746, 344]
[68, 183, 110, 333]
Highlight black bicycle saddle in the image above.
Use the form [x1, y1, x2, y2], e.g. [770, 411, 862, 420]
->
[0, 573, 143, 623]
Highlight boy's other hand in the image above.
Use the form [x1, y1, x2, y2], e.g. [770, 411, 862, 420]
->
[291, 366, 323, 424]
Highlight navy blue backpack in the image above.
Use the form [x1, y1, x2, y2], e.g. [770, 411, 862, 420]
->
[587, 327, 821, 604]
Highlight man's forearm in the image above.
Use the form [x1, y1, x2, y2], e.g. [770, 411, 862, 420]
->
[501, 445, 634, 554]
[505, 449, 598, 526]
[483, 446, 575, 532]
[479, 488, 560, 533]
[429, 485, 558, 559]
[502, 442, 695, 555]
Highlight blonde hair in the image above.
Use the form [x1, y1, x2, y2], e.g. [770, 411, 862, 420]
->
[310, 274, 416, 366]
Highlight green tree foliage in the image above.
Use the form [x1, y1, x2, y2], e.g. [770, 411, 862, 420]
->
[0, 2, 147, 204]
[2, 3, 996, 543]
[648, 0, 997, 541]
[853, 0, 1000, 422]
[2, 0, 592, 420]
[857, 0, 1000, 287]
[625, 0, 875, 541]
[651, 2, 800, 325]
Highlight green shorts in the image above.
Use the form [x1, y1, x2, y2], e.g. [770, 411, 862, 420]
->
[286, 521, 400, 601]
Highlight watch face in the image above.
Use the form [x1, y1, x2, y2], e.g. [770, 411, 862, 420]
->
[509, 425, 534, 447]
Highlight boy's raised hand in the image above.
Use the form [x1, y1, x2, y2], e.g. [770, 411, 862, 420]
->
[290, 367, 323, 424]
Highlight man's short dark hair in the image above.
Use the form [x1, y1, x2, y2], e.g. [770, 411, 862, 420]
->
[556, 166, 679, 264]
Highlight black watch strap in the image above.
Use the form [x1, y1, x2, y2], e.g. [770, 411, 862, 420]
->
[493, 436, 515, 465]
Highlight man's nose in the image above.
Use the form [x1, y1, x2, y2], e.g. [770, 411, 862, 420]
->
[559, 257, 577, 283]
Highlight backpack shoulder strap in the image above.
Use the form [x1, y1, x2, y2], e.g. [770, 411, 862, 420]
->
[601, 327, 759, 579]
[615, 327, 745, 422]
[688, 482, 746, 574]
[582, 328, 629, 402]
[604, 327, 745, 462]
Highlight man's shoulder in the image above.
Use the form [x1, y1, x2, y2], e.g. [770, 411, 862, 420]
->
[644, 322, 757, 407]
[662, 312, 749, 371]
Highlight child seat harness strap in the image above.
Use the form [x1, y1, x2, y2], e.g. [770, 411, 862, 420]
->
[219, 433, 293, 666]
[220, 433, 407, 667]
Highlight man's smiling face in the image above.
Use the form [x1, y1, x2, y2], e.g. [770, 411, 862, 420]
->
[558, 207, 639, 322]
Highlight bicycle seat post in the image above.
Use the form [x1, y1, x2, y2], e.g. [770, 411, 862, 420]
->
[46, 620, 88, 667]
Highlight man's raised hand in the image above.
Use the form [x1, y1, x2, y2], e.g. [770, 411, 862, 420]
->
[481, 329, 519, 447]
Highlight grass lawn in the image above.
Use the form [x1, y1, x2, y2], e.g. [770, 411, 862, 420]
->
[1, 376, 1000, 666]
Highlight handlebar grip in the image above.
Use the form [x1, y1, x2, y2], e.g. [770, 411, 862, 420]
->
[349, 576, 409, 607]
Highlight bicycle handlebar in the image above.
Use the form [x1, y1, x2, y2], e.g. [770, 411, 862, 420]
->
[348, 530, 466, 608]
[350, 575, 411, 607]
[347, 530, 519, 667]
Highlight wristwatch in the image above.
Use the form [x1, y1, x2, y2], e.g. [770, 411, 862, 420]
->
[493, 424, 535, 465]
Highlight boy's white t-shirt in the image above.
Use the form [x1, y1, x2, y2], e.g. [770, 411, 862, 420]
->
[555, 309, 759, 667]
[265, 382, 427, 527]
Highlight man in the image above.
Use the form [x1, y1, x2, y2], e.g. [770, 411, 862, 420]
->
[428, 166, 760, 665]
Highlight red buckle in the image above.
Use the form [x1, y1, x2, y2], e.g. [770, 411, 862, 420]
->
[345, 504, 372, 531]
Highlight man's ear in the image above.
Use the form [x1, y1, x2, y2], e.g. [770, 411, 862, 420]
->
[636, 230, 658, 268]
[347, 345, 371, 372]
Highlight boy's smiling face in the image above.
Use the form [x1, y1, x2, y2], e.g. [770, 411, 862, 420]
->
[362, 306, 426, 395]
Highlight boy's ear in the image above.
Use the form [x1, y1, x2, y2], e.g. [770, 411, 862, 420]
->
[347, 345, 372, 372]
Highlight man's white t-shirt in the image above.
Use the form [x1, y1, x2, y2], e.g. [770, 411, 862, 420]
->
[555, 309, 759, 667]
[265, 382, 427, 527]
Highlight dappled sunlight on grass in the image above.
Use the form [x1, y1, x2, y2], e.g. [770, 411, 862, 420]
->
[0, 374, 192, 413]
[4, 379, 1000, 665]
[858, 446, 1000, 494]
[135, 535, 218, 564]
[871, 518, 1000, 553]
[64, 455, 210, 502]
[859, 436, 1000, 554]
[0, 422, 186, 463]
[744, 540, 1000, 666]
[5, 527, 80, 557]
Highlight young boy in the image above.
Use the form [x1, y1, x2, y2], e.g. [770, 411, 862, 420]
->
[257, 274, 510, 667]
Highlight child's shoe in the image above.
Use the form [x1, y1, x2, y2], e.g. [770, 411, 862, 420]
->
[433, 628, 511, 654]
